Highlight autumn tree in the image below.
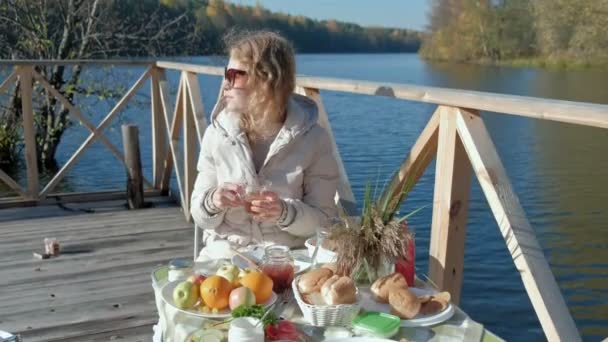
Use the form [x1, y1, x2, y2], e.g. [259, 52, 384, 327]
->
[0, 0, 194, 170]
[422, 0, 607, 65]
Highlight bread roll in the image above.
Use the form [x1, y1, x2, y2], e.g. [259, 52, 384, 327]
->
[321, 262, 338, 274]
[303, 292, 326, 305]
[297, 268, 333, 295]
[370, 273, 408, 303]
[320, 275, 357, 305]
[388, 288, 421, 319]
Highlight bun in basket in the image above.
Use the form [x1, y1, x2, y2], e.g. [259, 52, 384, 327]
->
[297, 268, 333, 295]
[388, 288, 421, 319]
[321, 262, 338, 274]
[320, 275, 357, 305]
[370, 273, 408, 303]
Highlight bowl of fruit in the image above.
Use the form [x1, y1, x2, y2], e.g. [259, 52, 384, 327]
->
[161, 261, 277, 319]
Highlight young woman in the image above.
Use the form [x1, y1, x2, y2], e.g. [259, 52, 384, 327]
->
[190, 30, 339, 256]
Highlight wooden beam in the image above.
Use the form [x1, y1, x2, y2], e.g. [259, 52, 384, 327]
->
[455, 108, 581, 341]
[295, 76, 608, 130]
[39, 67, 152, 197]
[161, 76, 186, 206]
[378, 108, 440, 218]
[428, 106, 472, 305]
[150, 67, 168, 190]
[295, 86, 357, 215]
[31, 71, 154, 190]
[182, 72, 197, 221]
[0, 60, 154, 66]
[157, 71, 177, 194]
[155, 61, 223, 76]
[184, 72, 207, 143]
[19, 66, 39, 200]
[0, 189, 163, 209]
[0, 168, 25, 197]
[0, 69, 17, 94]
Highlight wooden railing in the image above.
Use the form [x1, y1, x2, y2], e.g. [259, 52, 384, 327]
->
[2, 60, 607, 341]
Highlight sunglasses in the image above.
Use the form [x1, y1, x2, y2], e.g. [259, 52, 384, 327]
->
[224, 67, 247, 87]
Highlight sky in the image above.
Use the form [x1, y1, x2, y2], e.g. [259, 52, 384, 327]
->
[227, 0, 429, 31]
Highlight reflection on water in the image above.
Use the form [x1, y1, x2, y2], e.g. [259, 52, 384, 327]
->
[1, 54, 607, 340]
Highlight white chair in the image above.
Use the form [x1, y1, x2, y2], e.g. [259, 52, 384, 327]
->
[193, 223, 201, 260]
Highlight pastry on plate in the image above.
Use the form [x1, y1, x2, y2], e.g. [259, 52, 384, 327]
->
[370, 272, 408, 303]
[389, 288, 421, 319]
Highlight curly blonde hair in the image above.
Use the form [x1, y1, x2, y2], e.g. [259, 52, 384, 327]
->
[224, 30, 296, 141]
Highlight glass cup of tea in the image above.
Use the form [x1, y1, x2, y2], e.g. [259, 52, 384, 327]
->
[240, 181, 273, 214]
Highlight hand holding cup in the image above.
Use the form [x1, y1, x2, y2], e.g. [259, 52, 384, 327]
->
[212, 182, 245, 210]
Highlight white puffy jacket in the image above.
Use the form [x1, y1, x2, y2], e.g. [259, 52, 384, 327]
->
[190, 93, 339, 249]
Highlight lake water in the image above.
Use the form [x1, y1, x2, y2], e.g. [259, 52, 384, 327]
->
[2, 54, 607, 340]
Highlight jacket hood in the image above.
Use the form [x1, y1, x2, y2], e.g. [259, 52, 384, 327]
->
[211, 93, 319, 139]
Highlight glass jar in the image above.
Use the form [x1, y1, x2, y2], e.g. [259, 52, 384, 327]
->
[168, 259, 193, 282]
[260, 245, 295, 294]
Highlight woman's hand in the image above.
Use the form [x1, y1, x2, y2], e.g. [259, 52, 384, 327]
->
[250, 190, 284, 222]
[212, 183, 244, 210]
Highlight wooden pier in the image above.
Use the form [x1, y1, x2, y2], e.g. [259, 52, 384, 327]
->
[1, 60, 608, 341]
[0, 195, 189, 341]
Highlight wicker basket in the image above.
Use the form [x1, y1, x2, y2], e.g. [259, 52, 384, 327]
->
[292, 275, 361, 327]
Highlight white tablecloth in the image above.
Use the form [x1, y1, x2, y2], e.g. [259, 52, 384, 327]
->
[151, 250, 497, 342]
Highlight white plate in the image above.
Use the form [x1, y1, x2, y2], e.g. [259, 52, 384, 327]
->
[358, 287, 455, 327]
[161, 280, 278, 319]
[324, 338, 395, 342]
[0, 330, 14, 339]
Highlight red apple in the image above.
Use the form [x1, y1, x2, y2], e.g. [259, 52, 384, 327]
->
[229, 286, 256, 310]
[187, 274, 206, 286]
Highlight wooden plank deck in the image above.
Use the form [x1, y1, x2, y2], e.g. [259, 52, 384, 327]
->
[0, 195, 191, 342]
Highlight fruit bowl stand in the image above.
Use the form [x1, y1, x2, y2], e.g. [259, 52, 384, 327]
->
[151, 260, 504, 342]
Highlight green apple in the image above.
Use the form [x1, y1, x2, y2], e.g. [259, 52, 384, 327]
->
[173, 280, 199, 309]
[216, 264, 240, 285]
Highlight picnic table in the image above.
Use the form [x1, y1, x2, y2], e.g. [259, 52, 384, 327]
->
[150, 254, 504, 342]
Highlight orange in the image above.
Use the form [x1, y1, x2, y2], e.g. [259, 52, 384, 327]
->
[239, 271, 274, 304]
[200, 275, 232, 310]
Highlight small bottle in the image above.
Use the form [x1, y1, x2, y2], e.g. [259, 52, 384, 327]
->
[260, 245, 295, 294]
[168, 259, 193, 282]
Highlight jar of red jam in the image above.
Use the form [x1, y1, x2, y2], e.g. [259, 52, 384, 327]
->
[260, 245, 295, 294]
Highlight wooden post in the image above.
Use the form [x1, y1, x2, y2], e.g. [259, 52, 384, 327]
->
[151, 67, 168, 191]
[428, 106, 472, 305]
[121, 124, 144, 209]
[19, 66, 39, 200]
[455, 109, 580, 341]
